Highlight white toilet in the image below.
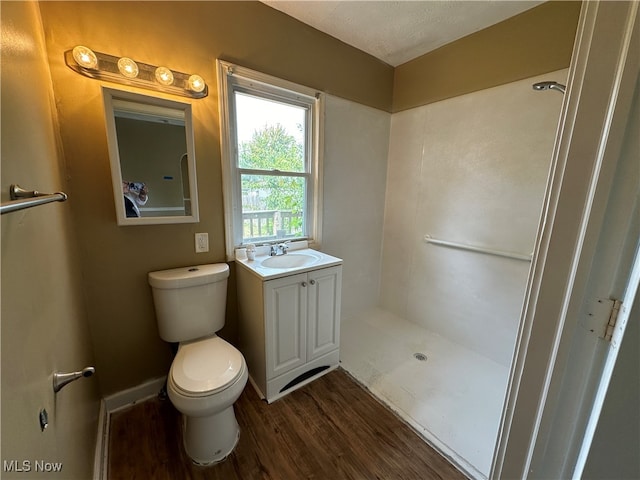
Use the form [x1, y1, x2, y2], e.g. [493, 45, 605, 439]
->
[148, 263, 248, 465]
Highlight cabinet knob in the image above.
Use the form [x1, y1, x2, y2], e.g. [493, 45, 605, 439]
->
[301, 281, 307, 287]
[310, 279, 316, 285]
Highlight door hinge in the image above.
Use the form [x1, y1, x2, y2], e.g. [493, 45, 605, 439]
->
[603, 299, 622, 342]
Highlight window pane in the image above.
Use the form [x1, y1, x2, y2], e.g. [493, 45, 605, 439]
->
[235, 92, 306, 172]
[241, 174, 305, 242]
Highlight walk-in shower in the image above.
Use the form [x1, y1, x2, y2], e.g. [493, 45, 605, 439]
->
[533, 80, 567, 94]
[340, 71, 568, 480]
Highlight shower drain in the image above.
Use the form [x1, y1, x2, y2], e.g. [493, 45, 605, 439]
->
[413, 352, 428, 362]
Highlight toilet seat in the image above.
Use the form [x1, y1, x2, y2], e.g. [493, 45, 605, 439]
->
[171, 336, 245, 397]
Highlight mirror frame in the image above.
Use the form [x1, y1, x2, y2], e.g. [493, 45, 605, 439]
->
[102, 87, 200, 226]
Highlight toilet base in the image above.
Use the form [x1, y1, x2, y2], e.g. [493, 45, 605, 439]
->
[183, 405, 241, 465]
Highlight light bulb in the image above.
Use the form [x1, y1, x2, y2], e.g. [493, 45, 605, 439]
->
[72, 46, 98, 69]
[155, 67, 174, 86]
[117, 57, 139, 78]
[188, 74, 205, 93]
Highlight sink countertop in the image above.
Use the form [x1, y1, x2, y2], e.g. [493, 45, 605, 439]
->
[235, 244, 343, 281]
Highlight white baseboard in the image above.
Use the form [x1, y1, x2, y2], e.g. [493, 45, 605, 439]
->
[93, 400, 108, 480]
[247, 374, 265, 400]
[104, 376, 166, 413]
[93, 376, 167, 479]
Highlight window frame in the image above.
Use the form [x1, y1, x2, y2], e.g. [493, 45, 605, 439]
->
[217, 60, 323, 259]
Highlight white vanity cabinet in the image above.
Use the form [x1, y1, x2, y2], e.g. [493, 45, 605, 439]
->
[266, 267, 342, 378]
[236, 258, 342, 403]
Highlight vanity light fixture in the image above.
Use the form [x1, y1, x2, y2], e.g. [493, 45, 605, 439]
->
[117, 57, 139, 78]
[188, 74, 205, 93]
[155, 66, 174, 86]
[65, 46, 208, 99]
[72, 45, 98, 69]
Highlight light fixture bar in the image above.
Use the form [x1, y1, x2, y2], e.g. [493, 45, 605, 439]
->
[64, 47, 208, 99]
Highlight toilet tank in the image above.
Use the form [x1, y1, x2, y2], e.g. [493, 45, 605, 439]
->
[148, 264, 229, 343]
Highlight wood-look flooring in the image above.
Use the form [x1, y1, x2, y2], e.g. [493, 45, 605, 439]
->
[108, 368, 467, 480]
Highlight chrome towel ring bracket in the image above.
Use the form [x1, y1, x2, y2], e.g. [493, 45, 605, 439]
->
[53, 366, 95, 393]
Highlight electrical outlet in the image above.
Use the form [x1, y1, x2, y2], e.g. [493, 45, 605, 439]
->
[195, 233, 209, 253]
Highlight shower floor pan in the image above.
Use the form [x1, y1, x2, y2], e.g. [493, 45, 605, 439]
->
[340, 307, 509, 480]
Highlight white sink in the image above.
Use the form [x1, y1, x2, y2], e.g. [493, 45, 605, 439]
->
[261, 253, 320, 269]
[237, 245, 342, 280]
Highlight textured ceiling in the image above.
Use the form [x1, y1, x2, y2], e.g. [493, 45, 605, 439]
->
[262, 1, 544, 66]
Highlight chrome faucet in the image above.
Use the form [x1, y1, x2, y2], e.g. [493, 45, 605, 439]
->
[270, 242, 290, 256]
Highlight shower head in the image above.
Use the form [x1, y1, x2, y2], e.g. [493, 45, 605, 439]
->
[532, 81, 566, 95]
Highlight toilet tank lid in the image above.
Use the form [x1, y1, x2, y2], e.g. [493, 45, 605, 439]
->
[148, 264, 229, 289]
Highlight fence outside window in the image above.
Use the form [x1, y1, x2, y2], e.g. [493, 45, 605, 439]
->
[242, 210, 303, 242]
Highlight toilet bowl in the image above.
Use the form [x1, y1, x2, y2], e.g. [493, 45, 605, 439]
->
[148, 264, 248, 465]
[167, 335, 248, 464]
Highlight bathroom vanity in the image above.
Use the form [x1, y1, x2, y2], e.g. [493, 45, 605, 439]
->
[235, 243, 342, 402]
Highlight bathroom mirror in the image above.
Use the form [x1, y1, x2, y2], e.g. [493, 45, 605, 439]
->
[103, 87, 199, 225]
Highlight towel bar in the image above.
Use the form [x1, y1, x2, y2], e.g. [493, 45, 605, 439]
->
[1, 184, 68, 215]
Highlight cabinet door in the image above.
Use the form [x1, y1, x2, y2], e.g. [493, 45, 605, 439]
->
[307, 266, 342, 360]
[264, 273, 307, 379]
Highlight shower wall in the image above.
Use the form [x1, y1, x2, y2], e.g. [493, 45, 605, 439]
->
[380, 69, 568, 366]
[322, 95, 391, 319]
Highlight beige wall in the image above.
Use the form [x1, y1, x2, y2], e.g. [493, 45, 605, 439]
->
[37, 1, 394, 395]
[1, 2, 100, 478]
[393, 1, 581, 112]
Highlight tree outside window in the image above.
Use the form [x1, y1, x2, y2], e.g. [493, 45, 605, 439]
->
[239, 124, 306, 240]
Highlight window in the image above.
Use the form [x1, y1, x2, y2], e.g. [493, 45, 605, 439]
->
[218, 61, 322, 258]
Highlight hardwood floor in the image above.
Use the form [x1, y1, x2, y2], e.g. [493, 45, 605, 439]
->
[108, 368, 467, 479]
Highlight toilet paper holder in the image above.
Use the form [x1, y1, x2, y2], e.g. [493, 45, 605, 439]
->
[53, 366, 95, 393]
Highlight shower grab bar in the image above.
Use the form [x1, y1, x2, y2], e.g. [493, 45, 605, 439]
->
[423, 235, 532, 262]
[1, 184, 68, 215]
